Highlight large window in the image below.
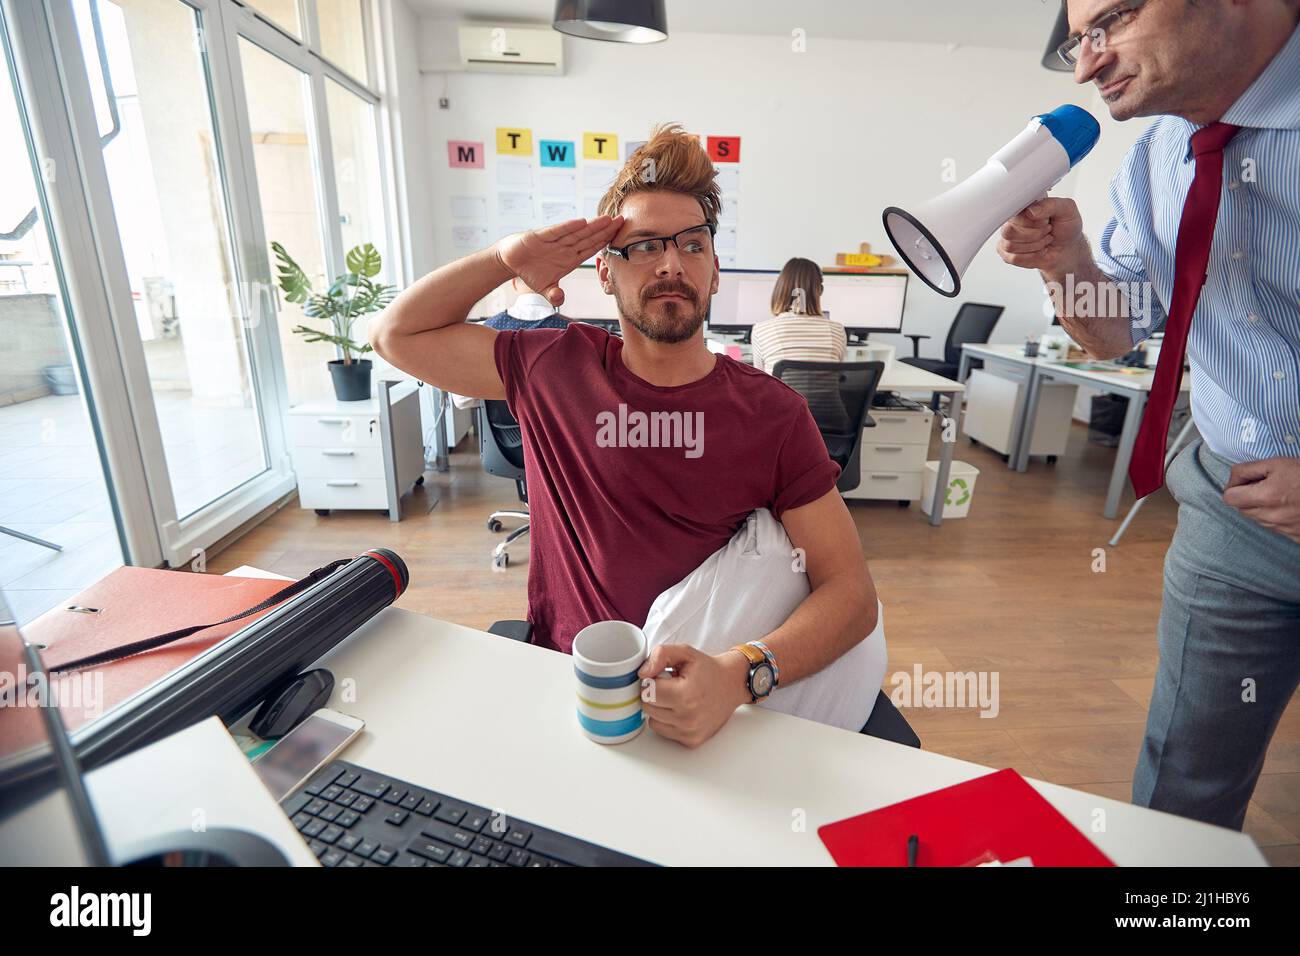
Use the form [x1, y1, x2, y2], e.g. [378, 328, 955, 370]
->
[325, 75, 387, 348]
[244, 0, 300, 38]
[317, 0, 367, 80]
[1, 5, 126, 623]
[238, 36, 333, 405]
[2, 0, 390, 572]
[74, 0, 269, 519]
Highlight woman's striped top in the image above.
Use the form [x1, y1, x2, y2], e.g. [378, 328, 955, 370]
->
[750, 312, 848, 376]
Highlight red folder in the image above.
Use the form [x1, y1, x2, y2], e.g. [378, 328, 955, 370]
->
[22, 567, 295, 740]
[818, 768, 1115, 867]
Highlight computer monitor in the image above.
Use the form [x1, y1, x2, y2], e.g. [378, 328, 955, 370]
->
[820, 272, 909, 336]
[0, 589, 110, 865]
[709, 268, 910, 337]
[469, 264, 621, 325]
[557, 265, 620, 322]
[709, 268, 778, 333]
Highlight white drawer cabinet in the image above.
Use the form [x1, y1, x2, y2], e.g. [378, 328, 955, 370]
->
[963, 368, 1075, 459]
[842, 407, 933, 502]
[290, 446, 387, 481]
[295, 476, 395, 512]
[287, 413, 382, 450]
[286, 382, 431, 521]
[863, 410, 933, 445]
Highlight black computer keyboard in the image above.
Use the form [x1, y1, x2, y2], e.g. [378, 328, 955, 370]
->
[282, 759, 654, 867]
[871, 391, 924, 411]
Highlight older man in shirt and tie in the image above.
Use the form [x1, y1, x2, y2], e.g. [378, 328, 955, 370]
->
[999, 0, 1300, 831]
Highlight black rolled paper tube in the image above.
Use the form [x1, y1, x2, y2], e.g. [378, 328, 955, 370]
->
[66, 549, 409, 774]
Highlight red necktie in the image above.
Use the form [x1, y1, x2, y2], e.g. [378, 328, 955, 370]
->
[1129, 121, 1240, 499]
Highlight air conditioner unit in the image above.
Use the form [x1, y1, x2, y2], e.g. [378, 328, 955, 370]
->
[458, 25, 564, 75]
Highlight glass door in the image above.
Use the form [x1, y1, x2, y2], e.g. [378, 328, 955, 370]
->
[6, 0, 390, 573]
[235, 34, 334, 405]
[71, 0, 272, 520]
[49, 0, 295, 567]
[0, 3, 127, 623]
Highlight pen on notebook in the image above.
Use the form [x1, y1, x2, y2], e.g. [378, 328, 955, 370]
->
[907, 833, 918, 867]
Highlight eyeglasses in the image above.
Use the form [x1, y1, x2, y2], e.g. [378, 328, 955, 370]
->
[604, 223, 716, 265]
[1057, 0, 1149, 67]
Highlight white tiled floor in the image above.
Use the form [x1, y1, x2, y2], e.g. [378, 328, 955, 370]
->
[0, 390, 267, 625]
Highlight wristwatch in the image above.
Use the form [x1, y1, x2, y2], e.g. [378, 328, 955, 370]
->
[731, 641, 780, 703]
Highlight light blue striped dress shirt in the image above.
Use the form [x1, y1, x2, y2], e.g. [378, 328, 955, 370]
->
[1096, 24, 1300, 465]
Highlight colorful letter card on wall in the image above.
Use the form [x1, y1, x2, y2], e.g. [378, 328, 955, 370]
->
[447, 140, 485, 168]
[707, 136, 741, 163]
[583, 132, 619, 161]
[539, 140, 576, 167]
[496, 128, 533, 155]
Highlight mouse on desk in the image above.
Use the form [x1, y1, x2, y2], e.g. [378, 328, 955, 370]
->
[250, 669, 334, 739]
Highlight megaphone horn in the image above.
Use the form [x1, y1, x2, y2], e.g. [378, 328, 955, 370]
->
[883, 104, 1101, 298]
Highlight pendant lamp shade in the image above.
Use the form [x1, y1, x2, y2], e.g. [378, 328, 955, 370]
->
[553, 0, 668, 44]
[1042, 7, 1073, 71]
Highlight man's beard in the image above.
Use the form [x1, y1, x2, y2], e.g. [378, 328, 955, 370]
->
[612, 277, 707, 344]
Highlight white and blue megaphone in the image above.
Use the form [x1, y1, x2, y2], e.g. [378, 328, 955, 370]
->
[883, 104, 1101, 297]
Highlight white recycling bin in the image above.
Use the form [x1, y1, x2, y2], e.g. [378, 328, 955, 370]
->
[921, 460, 980, 519]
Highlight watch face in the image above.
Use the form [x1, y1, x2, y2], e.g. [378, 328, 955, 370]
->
[752, 664, 774, 698]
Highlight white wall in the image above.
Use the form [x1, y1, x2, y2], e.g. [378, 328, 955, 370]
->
[413, 21, 1118, 358]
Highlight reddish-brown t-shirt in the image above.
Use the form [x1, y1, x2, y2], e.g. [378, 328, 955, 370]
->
[493, 322, 840, 654]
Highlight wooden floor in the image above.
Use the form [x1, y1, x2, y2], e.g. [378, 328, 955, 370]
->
[209, 419, 1300, 865]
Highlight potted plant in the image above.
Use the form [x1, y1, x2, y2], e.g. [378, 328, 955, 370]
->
[272, 241, 397, 402]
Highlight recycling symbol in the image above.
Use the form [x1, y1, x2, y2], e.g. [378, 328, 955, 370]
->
[946, 477, 970, 507]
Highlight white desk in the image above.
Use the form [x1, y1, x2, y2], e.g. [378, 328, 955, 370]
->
[877, 362, 966, 526]
[293, 601, 1263, 866]
[713, 336, 965, 526]
[957, 344, 1057, 467]
[959, 344, 1190, 519]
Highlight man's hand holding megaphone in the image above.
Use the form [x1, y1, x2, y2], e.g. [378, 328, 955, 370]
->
[997, 197, 1135, 360]
[996, 197, 1087, 275]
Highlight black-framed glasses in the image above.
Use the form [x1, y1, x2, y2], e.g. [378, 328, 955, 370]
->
[605, 223, 716, 265]
[1057, 0, 1149, 67]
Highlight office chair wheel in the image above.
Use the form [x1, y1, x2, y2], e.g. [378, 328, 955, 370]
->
[314, 509, 330, 517]
[487, 518, 503, 532]
[493, 552, 509, 569]
[415, 475, 425, 486]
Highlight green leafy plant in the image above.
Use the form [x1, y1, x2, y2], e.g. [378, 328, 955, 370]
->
[272, 241, 397, 364]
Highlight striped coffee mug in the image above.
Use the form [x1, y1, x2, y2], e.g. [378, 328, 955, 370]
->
[572, 621, 647, 744]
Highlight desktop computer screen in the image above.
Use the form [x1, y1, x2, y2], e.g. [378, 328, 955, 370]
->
[820, 273, 908, 334]
[471, 265, 908, 335]
[556, 266, 621, 322]
[709, 269, 908, 335]
[467, 265, 620, 323]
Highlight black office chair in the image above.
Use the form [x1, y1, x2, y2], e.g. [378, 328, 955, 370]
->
[478, 400, 528, 570]
[772, 360, 885, 495]
[901, 302, 1005, 381]
[487, 619, 918, 747]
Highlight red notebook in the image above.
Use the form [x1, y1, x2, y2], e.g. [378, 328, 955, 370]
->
[818, 768, 1115, 867]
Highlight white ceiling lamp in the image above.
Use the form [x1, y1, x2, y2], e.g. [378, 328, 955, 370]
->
[553, 0, 668, 44]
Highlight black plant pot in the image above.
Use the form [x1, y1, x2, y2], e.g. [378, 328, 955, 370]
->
[328, 359, 372, 401]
